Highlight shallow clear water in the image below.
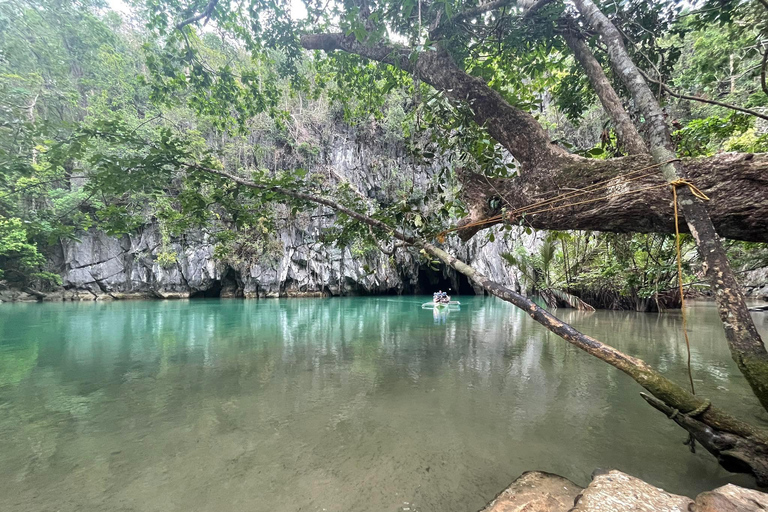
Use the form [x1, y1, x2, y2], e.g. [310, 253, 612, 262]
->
[1, 297, 768, 512]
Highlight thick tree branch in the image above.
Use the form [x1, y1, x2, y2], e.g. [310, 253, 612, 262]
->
[301, 33, 414, 70]
[572, 0, 768, 414]
[562, 29, 648, 155]
[189, 162, 768, 485]
[455, 152, 768, 242]
[301, 33, 571, 169]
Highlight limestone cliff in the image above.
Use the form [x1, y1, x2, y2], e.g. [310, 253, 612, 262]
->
[3, 129, 533, 301]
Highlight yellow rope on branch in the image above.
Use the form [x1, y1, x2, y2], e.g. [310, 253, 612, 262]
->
[671, 179, 709, 395]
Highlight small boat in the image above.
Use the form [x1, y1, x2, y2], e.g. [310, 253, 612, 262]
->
[421, 300, 461, 309]
[424, 291, 459, 309]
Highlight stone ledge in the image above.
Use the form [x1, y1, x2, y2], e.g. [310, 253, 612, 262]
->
[480, 471, 582, 512]
[480, 470, 768, 512]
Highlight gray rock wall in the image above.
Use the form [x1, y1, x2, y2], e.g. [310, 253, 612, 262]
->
[44, 222, 528, 300]
[742, 267, 768, 300]
[21, 130, 532, 301]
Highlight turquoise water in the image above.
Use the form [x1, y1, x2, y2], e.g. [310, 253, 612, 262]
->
[1, 297, 767, 511]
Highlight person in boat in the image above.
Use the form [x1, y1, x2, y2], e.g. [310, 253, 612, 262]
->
[433, 291, 450, 304]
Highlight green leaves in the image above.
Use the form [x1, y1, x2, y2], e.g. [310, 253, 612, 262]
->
[673, 113, 753, 157]
[0, 216, 59, 286]
[551, 66, 597, 124]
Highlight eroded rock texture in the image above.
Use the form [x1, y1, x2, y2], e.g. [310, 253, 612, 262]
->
[480, 471, 582, 512]
[481, 470, 768, 512]
[45, 220, 530, 300]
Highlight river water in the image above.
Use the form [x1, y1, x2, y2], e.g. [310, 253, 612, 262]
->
[1, 297, 767, 511]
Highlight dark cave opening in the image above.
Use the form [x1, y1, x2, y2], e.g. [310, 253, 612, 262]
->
[190, 279, 223, 298]
[415, 265, 475, 296]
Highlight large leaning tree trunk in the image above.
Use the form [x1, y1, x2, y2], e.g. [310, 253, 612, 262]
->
[190, 162, 768, 485]
[571, 0, 768, 414]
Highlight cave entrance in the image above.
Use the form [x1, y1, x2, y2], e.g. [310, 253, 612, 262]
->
[190, 279, 223, 298]
[416, 265, 474, 296]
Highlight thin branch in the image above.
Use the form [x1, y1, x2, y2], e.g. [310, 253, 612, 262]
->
[762, 46, 768, 97]
[447, 0, 515, 23]
[129, 114, 163, 135]
[430, 0, 555, 39]
[638, 69, 768, 122]
[53, 191, 97, 222]
[429, 9, 443, 33]
[430, 0, 515, 39]
[521, 0, 557, 20]
[175, 0, 219, 30]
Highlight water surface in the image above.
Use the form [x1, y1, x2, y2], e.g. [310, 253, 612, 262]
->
[1, 297, 767, 511]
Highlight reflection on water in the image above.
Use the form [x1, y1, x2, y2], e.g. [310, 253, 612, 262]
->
[1, 297, 767, 512]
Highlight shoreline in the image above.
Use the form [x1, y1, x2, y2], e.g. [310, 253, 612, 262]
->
[3, 287, 768, 307]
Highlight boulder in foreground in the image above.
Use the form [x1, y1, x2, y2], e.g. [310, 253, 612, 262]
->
[480, 469, 768, 512]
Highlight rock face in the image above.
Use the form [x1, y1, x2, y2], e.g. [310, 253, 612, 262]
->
[481, 471, 582, 512]
[570, 471, 693, 511]
[44, 221, 527, 300]
[691, 483, 768, 511]
[27, 130, 533, 301]
[480, 470, 768, 512]
[742, 267, 768, 300]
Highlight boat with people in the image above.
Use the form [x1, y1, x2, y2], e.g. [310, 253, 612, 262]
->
[421, 290, 461, 309]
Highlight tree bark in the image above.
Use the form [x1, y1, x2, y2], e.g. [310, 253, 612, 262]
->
[571, 0, 768, 413]
[455, 152, 768, 242]
[191, 162, 768, 485]
[561, 30, 648, 156]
